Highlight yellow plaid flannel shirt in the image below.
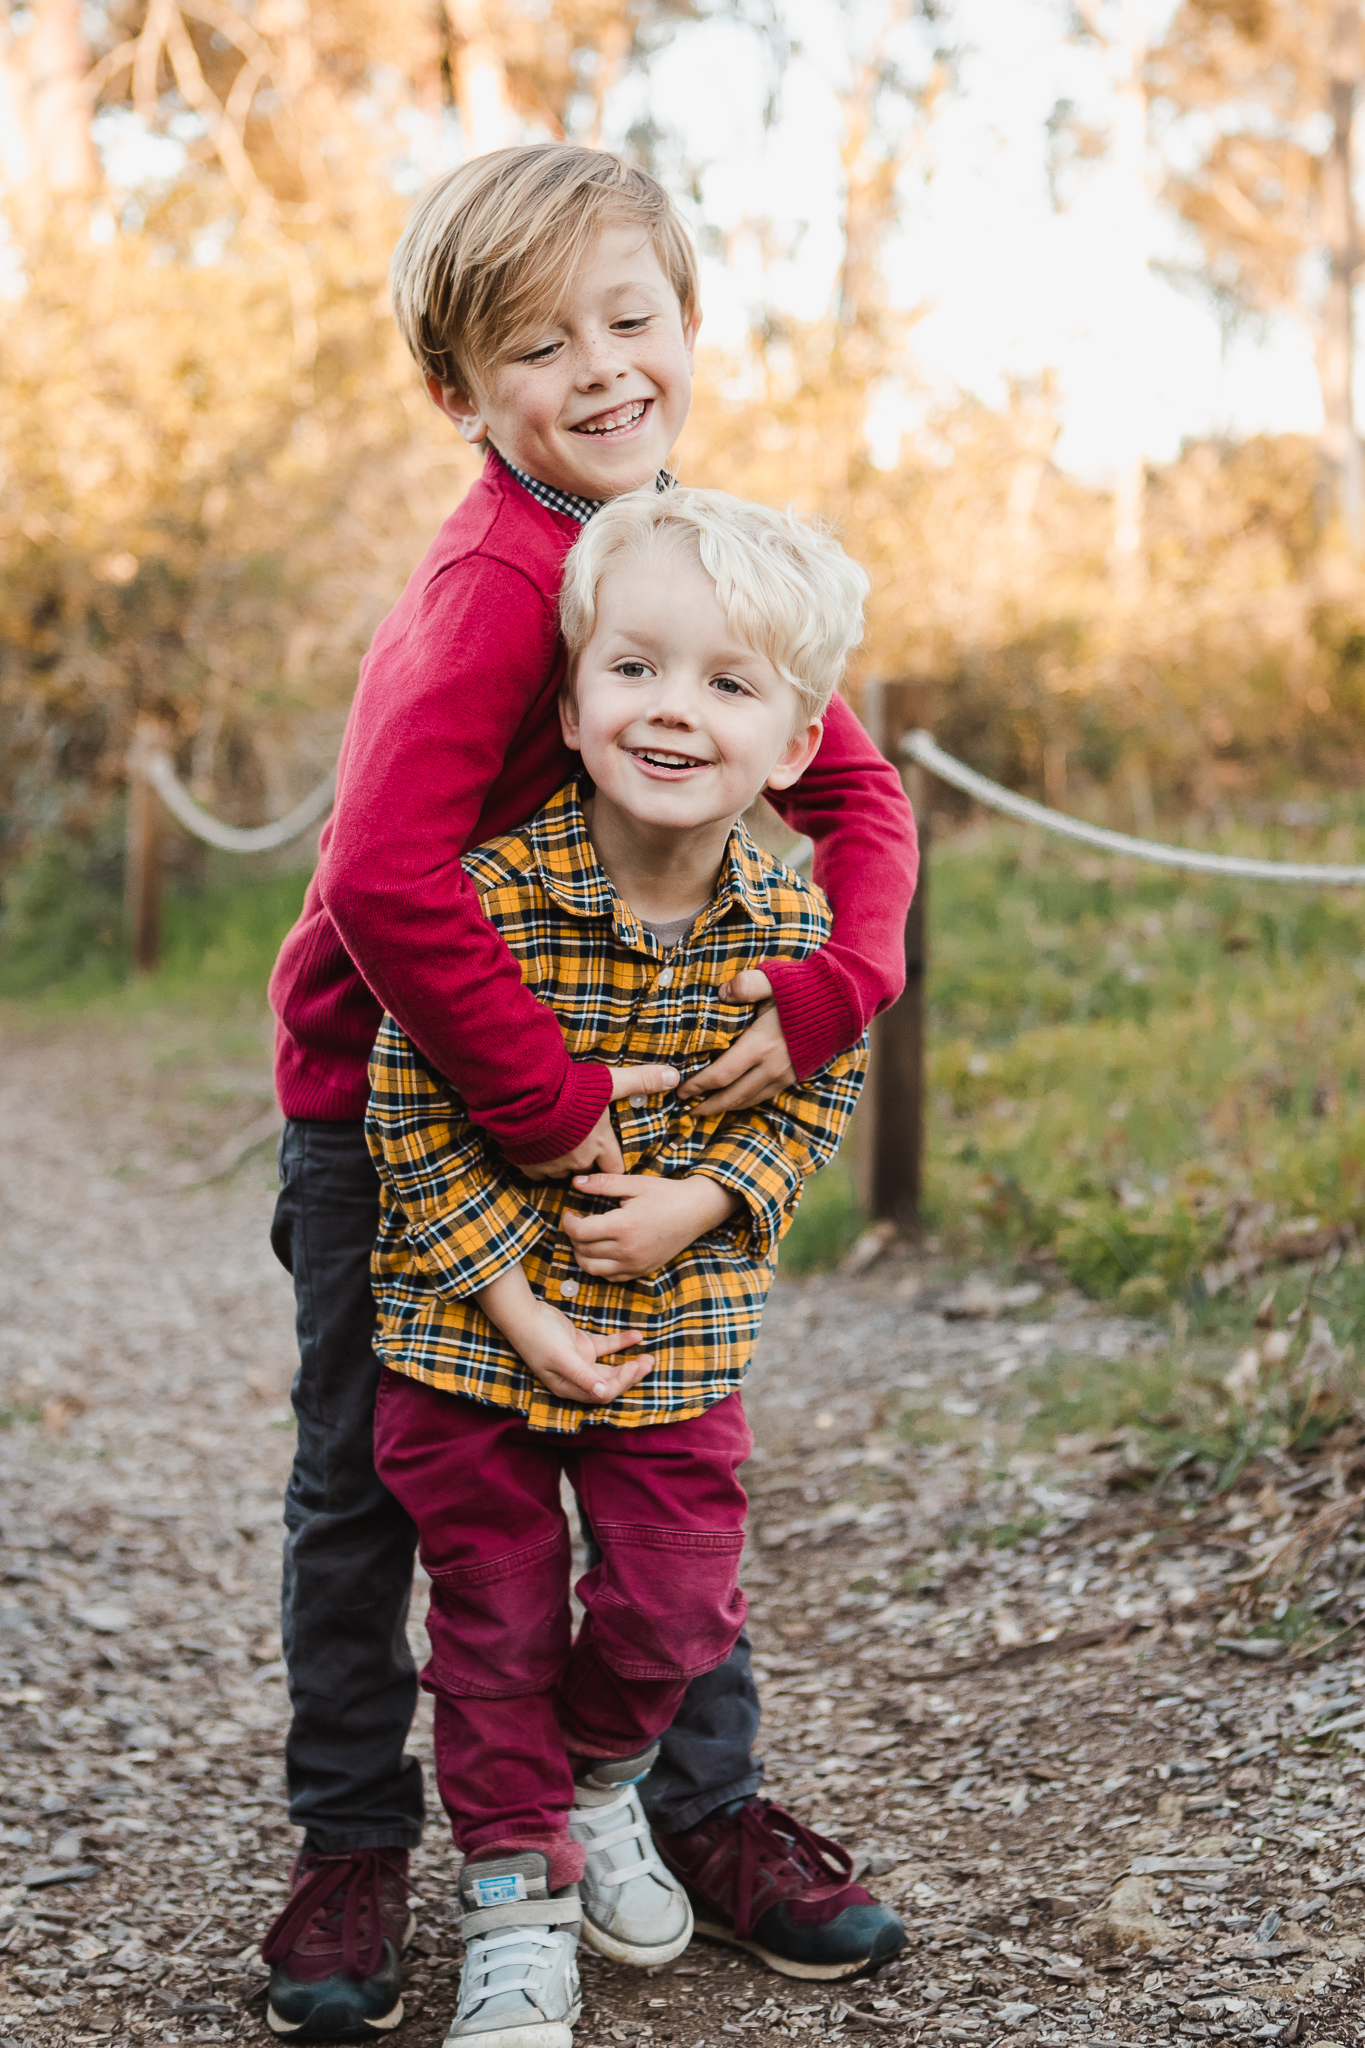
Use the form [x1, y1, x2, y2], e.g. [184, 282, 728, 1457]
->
[367, 779, 867, 1432]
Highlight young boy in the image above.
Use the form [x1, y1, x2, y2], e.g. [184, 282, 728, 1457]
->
[264, 145, 917, 2040]
[368, 485, 883, 2047]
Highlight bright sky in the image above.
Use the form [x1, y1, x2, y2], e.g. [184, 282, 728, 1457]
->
[615, 0, 1329, 482]
[37, 0, 1337, 483]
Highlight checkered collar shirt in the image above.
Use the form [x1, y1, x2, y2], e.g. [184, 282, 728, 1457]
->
[366, 779, 867, 1434]
[493, 448, 676, 525]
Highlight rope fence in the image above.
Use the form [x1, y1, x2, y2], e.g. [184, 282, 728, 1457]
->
[144, 750, 336, 855]
[902, 731, 1365, 886]
[126, 699, 1365, 1226]
[124, 723, 336, 970]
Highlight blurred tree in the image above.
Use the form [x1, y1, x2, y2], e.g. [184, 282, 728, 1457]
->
[1152, 0, 1364, 544]
[1, 0, 101, 209]
[7, 0, 1365, 938]
[1071, 0, 1153, 603]
[0, 0, 702, 866]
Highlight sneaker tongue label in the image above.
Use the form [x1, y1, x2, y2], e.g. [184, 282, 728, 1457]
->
[469, 1872, 528, 1908]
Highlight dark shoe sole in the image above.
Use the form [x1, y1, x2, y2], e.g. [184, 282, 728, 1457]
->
[267, 1993, 403, 2039]
[691, 1911, 906, 1981]
[267, 1923, 412, 2040]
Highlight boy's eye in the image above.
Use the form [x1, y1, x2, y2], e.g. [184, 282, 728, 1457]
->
[712, 674, 749, 697]
[613, 316, 650, 333]
[615, 660, 652, 679]
[518, 340, 563, 364]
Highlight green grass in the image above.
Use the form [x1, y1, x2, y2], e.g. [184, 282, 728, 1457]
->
[995, 1252, 1365, 1490]
[0, 853, 310, 1018]
[777, 1165, 863, 1275]
[927, 817, 1365, 1297]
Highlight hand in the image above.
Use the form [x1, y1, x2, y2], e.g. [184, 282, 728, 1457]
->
[475, 1263, 655, 1403]
[519, 1063, 680, 1182]
[513, 1301, 656, 1405]
[565, 1173, 740, 1281]
[676, 973, 797, 1116]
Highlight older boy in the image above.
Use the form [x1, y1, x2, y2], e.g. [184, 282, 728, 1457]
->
[369, 486, 895, 2047]
[265, 146, 917, 2040]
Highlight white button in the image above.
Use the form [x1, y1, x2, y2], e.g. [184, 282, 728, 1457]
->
[656, 968, 674, 988]
[629, 1093, 646, 1108]
[560, 1278, 580, 1299]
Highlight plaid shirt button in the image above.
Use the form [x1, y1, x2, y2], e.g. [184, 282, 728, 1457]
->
[657, 968, 675, 987]
[560, 1278, 580, 1299]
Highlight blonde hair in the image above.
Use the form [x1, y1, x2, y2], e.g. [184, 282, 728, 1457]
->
[560, 488, 869, 721]
[389, 144, 699, 394]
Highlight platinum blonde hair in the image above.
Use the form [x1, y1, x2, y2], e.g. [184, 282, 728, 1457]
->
[559, 487, 869, 721]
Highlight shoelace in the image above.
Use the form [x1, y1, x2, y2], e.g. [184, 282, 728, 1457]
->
[462, 1922, 570, 2013]
[730, 1802, 855, 1941]
[261, 1848, 408, 1982]
[572, 1784, 670, 1891]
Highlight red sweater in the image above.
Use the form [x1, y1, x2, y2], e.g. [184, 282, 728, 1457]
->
[269, 450, 919, 1164]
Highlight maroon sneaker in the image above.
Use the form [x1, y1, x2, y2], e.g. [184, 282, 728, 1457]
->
[261, 1847, 414, 2040]
[654, 1799, 905, 1981]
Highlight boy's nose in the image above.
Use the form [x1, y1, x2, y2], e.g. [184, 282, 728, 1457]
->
[646, 694, 700, 730]
[575, 329, 628, 386]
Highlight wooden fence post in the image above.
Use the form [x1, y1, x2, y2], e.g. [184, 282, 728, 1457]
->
[861, 678, 933, 1231]
[126, 721, 164, 973]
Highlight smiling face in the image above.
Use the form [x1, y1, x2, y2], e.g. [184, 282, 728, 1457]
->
[560, 542, 823, 851]
[427, 225, 697, 501]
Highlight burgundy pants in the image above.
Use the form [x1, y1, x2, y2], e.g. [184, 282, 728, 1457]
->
[373, 1373, 750, 1884]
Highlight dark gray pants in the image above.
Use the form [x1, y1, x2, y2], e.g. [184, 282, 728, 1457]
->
[271, 1117, 763, 1854]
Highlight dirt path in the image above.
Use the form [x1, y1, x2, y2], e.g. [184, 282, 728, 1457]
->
[1, 1013, 1362, 2048]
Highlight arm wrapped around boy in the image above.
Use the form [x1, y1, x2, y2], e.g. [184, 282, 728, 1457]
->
[366, 777, 866, 1436]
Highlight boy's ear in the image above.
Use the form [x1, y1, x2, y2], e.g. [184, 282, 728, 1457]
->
[683, 308, 701, 374]
[425, 375, 488, 446]
[559, 685, 582, 752]
[764, 717, 823, 794]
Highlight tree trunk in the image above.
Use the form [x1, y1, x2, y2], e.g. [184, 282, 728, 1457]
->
[1320, 1, 1361, 547]
[1106, 0, 1149, 603]
[445, 0, 514, 156]
[25, 0, 99, 198]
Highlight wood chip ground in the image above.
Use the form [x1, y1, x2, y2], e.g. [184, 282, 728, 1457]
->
[1, 1017, 1362, 2047]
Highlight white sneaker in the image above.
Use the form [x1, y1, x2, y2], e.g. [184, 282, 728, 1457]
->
[447, 1854, 582, 2048]
[569, 1750, 694, 1967]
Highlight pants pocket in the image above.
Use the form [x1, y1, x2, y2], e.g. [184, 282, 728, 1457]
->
[578, 1526, 747, 1682]
[422, 1524, 573, 1699]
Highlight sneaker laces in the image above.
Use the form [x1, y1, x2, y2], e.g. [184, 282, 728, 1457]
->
[261, 1848, 409, 1982]
[463, 1923, 571, 2015]
[572, 1784, 669, 1891]
[731, 1802, 855, 1941]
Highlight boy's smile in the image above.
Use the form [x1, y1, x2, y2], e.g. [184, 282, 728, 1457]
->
[426, 226, 697, 501]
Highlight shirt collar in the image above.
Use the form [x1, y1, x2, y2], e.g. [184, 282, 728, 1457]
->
[495, 451, 603, 526]
[492, 447, 678, 526]
[530, 780, 775, 941]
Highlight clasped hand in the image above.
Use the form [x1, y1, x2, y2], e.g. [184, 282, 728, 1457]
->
[517, 970, 794, 1183]
[564, 1172, 739, 1281]
[474, 1173, 739, 1408]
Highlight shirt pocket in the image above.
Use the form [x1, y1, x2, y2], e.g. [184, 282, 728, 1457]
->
[676, 984, 759, 1071]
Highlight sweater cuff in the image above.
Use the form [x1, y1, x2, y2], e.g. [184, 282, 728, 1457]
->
[762, 953, 866, 1082]
[500, 1060, 614, 1168]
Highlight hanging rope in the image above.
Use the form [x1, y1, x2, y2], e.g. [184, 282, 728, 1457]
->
[141, 745, 336, 853]
[903, 731, 1365, 887]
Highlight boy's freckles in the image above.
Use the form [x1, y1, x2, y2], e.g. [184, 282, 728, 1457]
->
[430, 225, 698, 501]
